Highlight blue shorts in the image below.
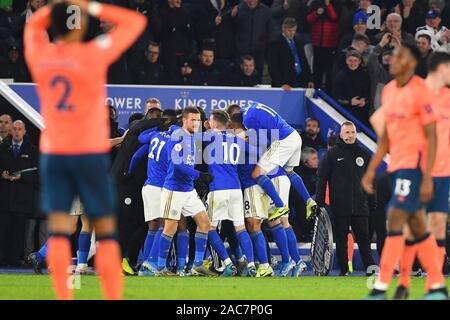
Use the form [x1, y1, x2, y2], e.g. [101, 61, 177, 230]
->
[388, 168, 423, 214]
[40, 153, 116, 219]
[427, 177, 450, 214]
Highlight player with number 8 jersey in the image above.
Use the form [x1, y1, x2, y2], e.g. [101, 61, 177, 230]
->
[24, 0, 146, 300]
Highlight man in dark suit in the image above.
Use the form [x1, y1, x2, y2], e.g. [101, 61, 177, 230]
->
[268, 17, 313, 90]
[0, 120, 39, 266]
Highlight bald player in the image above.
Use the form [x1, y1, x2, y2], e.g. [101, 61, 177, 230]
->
[24, 0, 146, 300]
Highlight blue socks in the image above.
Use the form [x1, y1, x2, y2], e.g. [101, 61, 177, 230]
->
[285, 226, 300, 263]
[148, 227, 163, 265]
[194, 231, 208, 267]
[237, 230, 254, 263]
[208, 230, 230, 261]
[255, 175, 284, 208]
[36, 242, 48, 263]
[176, 231, 189, 271]
[251, 231, 268, 264]
[142, 229, 156, 262]
[270, 223, 290, 263]
[288, 172, 311, 204]
[77, 232, 91, 265]
[157, 233, 173, 271]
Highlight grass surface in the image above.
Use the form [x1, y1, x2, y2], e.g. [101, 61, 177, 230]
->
[0, 275, 448, 300]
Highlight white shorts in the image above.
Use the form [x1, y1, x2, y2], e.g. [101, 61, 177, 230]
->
[160, 188, 206, 221]
[69, 197, 85, 216]
[258, 131, 302, 174]
[207, 189, 245, 227]
[142, 185, 162, 222]
[244, 184, 270, 220]
[268, 175, 291, 217]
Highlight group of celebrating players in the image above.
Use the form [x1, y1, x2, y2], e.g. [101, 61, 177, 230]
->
[22, 0, 449, 301]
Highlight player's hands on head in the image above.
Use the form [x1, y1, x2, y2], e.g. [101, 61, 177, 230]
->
[419, 176, 433, 203]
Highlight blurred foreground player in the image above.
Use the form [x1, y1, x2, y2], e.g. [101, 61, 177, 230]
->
[362, 42, 448, 300]
[24, 0, 146, 299]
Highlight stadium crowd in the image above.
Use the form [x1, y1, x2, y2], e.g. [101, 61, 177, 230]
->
[0, 0, 449, 277]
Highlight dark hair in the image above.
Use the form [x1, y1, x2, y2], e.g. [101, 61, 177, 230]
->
[162, 109, 177, 118]
[417, 33, 432, 45]
[226, 104, 241, 116]
[128, 112, 144, 124]
[346, 50, 362, 60]
[211, 110, 230, 126]
[50, 3, 72, 37]
[401, 41, 422, 62]
[282, 17, 297, 28]
[182, 106, 200, 119]
[230, 113, 244, 128]
[352, 33, 370, 46]
[158, 117, 179, 131]
[241, 55, 255, 63]
[327, 134, 338, 147]
[306, 117, 320, 127]
[427, 51, 450, 73]
[147, 41, 160, 49]
[200, 46, 215, 55]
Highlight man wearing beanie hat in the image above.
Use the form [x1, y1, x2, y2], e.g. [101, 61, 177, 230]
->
[338, 11, 375, 50]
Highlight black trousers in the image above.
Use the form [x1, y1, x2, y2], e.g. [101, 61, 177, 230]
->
[0, 212, 27, 265]
[334, 215, 375, 273]
[312, 47, 336, 91]
[117, 183, 147, 267]
[369, 207, 387, 257]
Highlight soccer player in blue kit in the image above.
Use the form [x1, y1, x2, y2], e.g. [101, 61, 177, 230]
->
[157, 106, 232, 276]
[238, 101, 318, 222]
[204, 110, 256, 277]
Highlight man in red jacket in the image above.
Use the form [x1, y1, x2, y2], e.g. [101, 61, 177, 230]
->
[307, 0, 340, 91]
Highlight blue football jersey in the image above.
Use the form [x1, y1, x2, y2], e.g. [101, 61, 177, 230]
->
[238, 140, 260, 190]
[204, 130, 243, 192]
[144, 130, 171, 188]
[163, 128, 200, 192]
[241, 101, 294, 141]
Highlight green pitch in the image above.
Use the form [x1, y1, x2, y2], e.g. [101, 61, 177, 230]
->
[0, 275, 449, 300]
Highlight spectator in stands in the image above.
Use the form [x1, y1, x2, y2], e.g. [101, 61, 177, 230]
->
[375, 13, 415, 44]
[194, 0, 236, 74]
[21, 0, 45, 23]
[339, 0, 372, 39]
[166, 58, 195, 85]
[333, 33, 371, 79]
[316, 121, 376, 276]
[0, 114, 12, 144]
[338, 11, 376, 51]
[441, 2, 450, 28]
[436, 28, 450, 52]
[271, 0, 308, 35]
[0, 120, 38, 267]
[289, 146, 318, 241]
[307, 0, 340, 90]
[415, 33, 433, 77]
[415, 9, 448, 51]
[332, 50, 371, 127]
[367, 33, 394, 110]
[131, 42, 164, 85]
[157, 0, 193, 72]
[229, 55, 259, 87]
[192, 46, 224, 86]
[268, 17, 313, 90]
[100, 20, 132, 84]
[0, 44, 29, 81]
[301, 117, 326, 151]
[231, 0, 276, 82]
[393, 0, 426, 36]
